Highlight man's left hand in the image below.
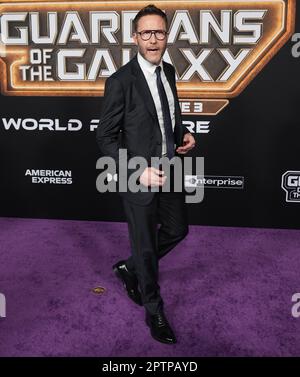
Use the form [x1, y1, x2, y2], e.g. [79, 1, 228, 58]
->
[176, 133, 196, 154]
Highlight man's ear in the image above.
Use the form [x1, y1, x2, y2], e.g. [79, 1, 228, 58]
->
[132, 33, 138, 46]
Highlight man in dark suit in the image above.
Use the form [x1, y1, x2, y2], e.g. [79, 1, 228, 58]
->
[97, 4, 195, 344]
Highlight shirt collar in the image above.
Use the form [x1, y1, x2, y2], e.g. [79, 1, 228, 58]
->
[137, 52, 163, 75]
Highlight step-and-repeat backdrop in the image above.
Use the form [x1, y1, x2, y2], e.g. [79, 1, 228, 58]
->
[0, 0, 299, 228]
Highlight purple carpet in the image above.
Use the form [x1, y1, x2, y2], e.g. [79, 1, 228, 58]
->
[0, 217, 300, 356]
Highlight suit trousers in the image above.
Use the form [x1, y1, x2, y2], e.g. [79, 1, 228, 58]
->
[122, 165, 189, 315]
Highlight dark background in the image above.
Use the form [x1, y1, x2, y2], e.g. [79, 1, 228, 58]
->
[0, 7, 299, 229]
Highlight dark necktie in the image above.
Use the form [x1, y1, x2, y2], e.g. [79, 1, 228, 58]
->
[155, 66, 175, 159]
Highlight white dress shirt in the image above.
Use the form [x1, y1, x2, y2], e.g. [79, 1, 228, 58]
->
[137, 52, 175, 157]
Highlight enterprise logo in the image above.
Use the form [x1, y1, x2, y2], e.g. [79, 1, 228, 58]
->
[185, 175, 244, 189]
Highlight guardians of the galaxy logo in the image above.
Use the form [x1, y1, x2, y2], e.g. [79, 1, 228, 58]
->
[0, 0, 296, 114]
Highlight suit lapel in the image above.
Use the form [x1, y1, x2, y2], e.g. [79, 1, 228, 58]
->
[163, 62, 177, 98]
[163, 61, 183, 146]
[131, 56, 159, 124]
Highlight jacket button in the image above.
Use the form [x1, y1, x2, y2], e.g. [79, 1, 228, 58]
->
[157, 141, 161, 145]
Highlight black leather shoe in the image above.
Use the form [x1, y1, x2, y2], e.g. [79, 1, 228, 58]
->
[113, 260, 142, 306]
[146, 311, 177, 344]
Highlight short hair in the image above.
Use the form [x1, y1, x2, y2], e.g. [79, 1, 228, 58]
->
[133, 4, 168, 32]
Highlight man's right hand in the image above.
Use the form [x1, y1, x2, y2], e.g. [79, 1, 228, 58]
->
[139, 167, 166, 187]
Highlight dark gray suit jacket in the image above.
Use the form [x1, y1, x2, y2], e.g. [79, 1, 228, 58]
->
[96, 54, 189, 205]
